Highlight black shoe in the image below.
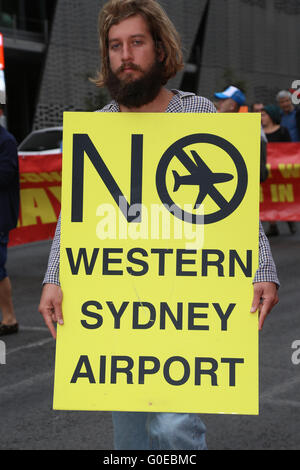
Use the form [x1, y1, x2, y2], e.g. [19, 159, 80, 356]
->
[287, 222, 297, 234]
[0, 322, 19, 336]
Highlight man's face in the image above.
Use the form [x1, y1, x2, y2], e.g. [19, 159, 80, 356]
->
[261, 110, 272, 127]
[278, 96, 293, 114]
[252, 103, 264, 113]
[217, 98, 238, 113]
[108, 14, 158, 83]
[106, 14, 165, 108]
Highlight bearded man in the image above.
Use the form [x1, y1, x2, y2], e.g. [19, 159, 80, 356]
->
[39, 0, 279, 451]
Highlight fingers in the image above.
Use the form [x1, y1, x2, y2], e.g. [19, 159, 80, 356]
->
[52, 297, 64, 326]
[42, 307, 58, 339]
[251, 282, 279, 330]
[258, 297, 274, 331]
[38, 284, 63, 339]
[250, 286, 262, 314]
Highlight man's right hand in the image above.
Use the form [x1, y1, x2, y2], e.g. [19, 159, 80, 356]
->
[38, 283, 63, 339]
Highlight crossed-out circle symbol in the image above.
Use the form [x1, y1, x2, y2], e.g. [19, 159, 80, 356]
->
[156, 133, 248, 224]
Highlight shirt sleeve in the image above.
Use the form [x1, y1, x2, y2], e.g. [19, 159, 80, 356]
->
[253, 221, 280, 286]
[43, 213, 61, 285]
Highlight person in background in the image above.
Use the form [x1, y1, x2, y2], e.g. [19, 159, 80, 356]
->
[251, 102, 264, 113]
[276, 90, 300, 142]
[214, 85, 246, 112]
[261, 104, 297, 237]
[215, 87, 268, 182]
[0, 119, 20, 335]
[250, 101, 269, 182]
[251, 102, 267, 140]
[261, 104, 291, 143]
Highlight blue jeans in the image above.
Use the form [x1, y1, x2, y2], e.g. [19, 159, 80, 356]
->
[112, 412, 207, 450]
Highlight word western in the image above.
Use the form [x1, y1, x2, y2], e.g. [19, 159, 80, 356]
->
[80, 300, 236, 331]
[70, 354, 245, 387]
[66, 247, 253, 278]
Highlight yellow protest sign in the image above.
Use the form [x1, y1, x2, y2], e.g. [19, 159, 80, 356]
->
[53, 112, 260, 415]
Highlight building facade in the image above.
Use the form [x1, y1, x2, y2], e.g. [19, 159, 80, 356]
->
[1, 0, 300, 140]
[0, 0, 56, 141]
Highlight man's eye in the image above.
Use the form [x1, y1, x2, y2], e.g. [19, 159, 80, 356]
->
[133, 40, 143, 46]
[111, 43, 120, 50]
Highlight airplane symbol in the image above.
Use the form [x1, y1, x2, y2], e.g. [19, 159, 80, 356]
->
[172, 150, 234, 209]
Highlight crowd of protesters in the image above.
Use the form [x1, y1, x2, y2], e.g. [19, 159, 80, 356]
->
[251, 90, 299, 237]
[213, 86, 299, 237]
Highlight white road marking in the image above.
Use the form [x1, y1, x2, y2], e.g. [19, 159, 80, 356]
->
[6, 337, 53, 356]
[20, 326, 49, 332]
[261, 375, 300, 400]
[0, 371, 53, 397]
[262, 397, 300, 409]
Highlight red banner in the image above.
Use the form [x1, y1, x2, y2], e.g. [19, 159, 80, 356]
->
[7, 143, 300, 246]
[8, 153, 62, 247]
[260, 143, 300, 221]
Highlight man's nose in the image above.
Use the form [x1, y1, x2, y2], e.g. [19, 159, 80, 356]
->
[121, 43, 133, 61]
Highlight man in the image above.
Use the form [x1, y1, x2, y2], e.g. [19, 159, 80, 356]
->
[0, 115, 19, 336]
[250, 102, 267, 141]
[214, 85, 246, 113]
[250, 102, 269, 166]
[251, 102, 264, 113]
[215, 86, 268, 182]
[276, 90, 300, 142]
[39, 0, 279, 450]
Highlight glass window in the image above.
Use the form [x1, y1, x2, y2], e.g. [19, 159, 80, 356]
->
[0, 0, 54, 33]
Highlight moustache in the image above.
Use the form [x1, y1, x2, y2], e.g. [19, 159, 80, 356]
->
[117, 63, 143, 73]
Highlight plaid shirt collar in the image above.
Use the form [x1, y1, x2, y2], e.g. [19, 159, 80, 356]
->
[102, 89, 196, 113]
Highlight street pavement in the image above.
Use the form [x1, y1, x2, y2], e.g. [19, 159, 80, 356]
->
[0, 221, 299, 450]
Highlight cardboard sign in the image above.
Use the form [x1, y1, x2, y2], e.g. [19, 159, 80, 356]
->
[53, 112, 260, 415]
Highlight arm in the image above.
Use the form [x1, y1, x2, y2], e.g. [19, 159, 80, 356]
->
[38, 214, 63, 338]
[251, 221, 279, 329]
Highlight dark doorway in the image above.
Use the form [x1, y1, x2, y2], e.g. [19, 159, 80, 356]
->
[4, 50, 43, 143]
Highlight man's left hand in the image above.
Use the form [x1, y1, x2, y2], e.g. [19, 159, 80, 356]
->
[251, 282, 279, 330]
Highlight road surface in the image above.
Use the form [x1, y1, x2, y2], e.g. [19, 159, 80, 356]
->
[0, 221, 299, 450]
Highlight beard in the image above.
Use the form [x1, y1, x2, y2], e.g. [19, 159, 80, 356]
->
[106, 59, 165, 108]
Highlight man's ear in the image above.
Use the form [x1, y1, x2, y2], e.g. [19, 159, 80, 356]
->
[229, 99, 239, 112]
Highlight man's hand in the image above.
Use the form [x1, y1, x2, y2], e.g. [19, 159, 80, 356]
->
[251, 282, 279, 330]
[38, 283, 63, 339]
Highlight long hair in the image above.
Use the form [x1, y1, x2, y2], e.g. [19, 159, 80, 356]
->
[94, 0, 184, 87]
